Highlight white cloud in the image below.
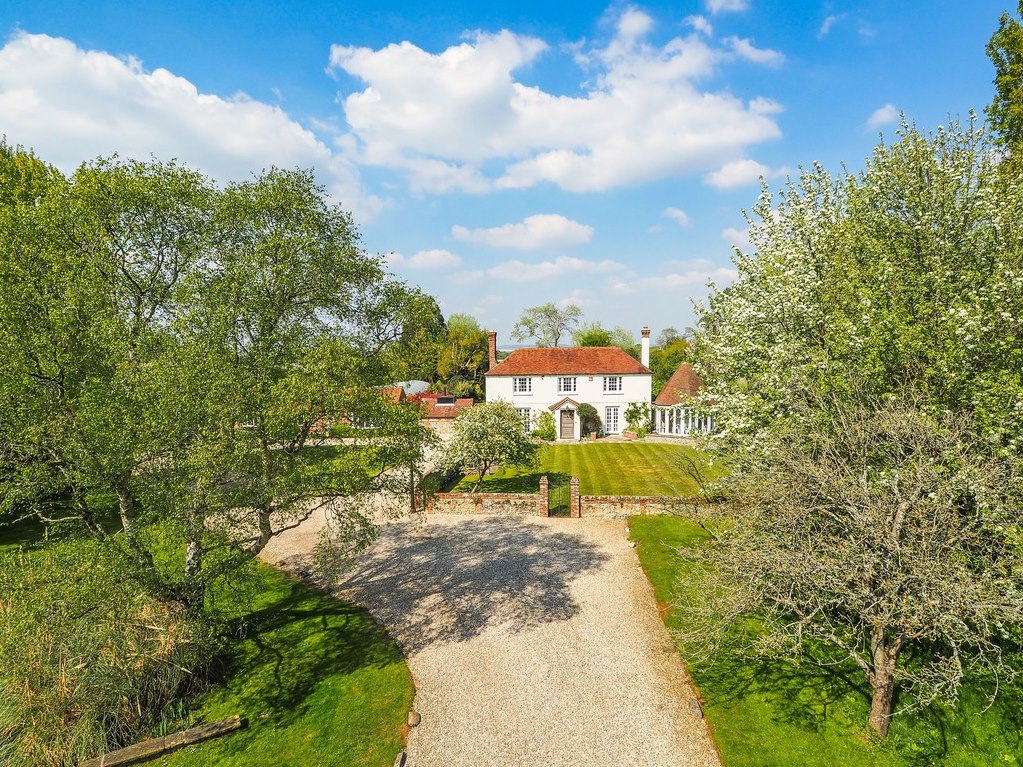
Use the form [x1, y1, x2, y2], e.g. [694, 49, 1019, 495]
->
[705, 0, 749, 13]
[486, 256, 625, 283]
[617, 8, 654, 40]
[452, 213, 593, 250]
[817, 14, 847, 39]
[703, 158, 770, 189]
[684, 15, 714, 36]
[329, 9, 782, 193]
[721, 225, 751, 249]
[0, 33, 381, 220]
[452, 269, 485, 286]
[725, 36, 785, 67]
[470, 294, 505, 319]
[406, 249, 462, 270]
[663, 207, 691, 226]
[867, 103, 900, 129]
[607, 258, 738, 294]
[558, 288, 597, 309]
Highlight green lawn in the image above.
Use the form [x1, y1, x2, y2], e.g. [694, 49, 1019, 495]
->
[629, 515, 1023, 767]
[159, 563, 414, 767]
[449, 441, 715, 497]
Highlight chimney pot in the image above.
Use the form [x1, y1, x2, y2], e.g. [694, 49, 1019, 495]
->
[640, 326, 651, 368]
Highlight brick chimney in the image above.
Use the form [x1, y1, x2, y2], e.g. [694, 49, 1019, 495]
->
[641, 326, 650, 368]
[487, 330, 498, 369]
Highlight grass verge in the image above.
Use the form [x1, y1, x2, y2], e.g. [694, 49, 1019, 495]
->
[629, 514, 1023, 767]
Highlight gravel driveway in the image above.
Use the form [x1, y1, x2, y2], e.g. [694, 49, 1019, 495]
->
[262, 513, 721, 767]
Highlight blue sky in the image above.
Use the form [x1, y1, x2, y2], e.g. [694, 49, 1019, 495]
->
[0, 0, 1010, 341]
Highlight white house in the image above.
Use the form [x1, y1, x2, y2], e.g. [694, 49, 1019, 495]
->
[485, 328, 653, 440]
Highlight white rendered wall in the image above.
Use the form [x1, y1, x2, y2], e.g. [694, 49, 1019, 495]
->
[486, 373, 651, 436]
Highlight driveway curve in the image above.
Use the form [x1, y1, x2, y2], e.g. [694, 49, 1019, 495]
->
[263, 513, 721, 767]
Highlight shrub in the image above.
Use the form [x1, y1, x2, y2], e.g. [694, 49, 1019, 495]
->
[576, 403, 602, 436]
[624, 401, 650, 437]
[531, 410, 557, 441]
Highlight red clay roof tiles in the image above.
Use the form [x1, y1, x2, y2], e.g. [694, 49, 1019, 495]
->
[486, 346, 651, 376]
[654, 362, 703, 405]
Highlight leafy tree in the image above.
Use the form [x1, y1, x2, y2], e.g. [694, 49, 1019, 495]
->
[656, 326, 682, 347]
[442, 401, 538, 490]
[699, 118, 1023, 461]
[446, 312, 482, 334]
[572, 322, 639, 358]
[0, 152, 437, 611]
[436, 313, 489, 398]
[531, 410, 557, 441]
[692, 119, 1023, 736]
[511, 302, 582, 347]
[572, 322, 614, 347]
[376, 291, 447, 384]
[987, 1, 1023, 150]
[649, 338, 690, 394]
[677, 396, 1022, 738]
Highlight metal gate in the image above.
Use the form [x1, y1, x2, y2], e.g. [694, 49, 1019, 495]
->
[548, 476, 571, 517]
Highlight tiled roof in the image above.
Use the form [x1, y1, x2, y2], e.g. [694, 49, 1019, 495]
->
[379, 386, 407, 403]
[654, 362, 703, 405]
[419, 398, 474, 419]
[486, 346, 651, 376]
[547, 397, 579, 411]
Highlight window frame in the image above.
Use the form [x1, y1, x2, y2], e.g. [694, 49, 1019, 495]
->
[557, 376, 577, 394]
[512, 377, 533, 394]
[603, 375, 623, 393]
[516, 407, 532, 433]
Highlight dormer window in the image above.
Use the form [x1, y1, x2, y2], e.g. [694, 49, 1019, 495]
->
[437, 396, 455, 406]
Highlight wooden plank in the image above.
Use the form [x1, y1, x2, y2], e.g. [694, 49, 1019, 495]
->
[80, 715, 244, 767]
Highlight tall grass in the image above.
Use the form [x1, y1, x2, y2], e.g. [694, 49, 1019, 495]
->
[0, 539, 219, 767]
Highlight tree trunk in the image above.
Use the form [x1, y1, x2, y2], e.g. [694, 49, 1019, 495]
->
[471, 460, 492, 492]
[115, 480, 145, 555]
[75, 494, 106, 539]
[867, 634, 900, 738]
[113, 478, 160, 577]
[409, 463, 417, 515]
[183, 539, 205, 612]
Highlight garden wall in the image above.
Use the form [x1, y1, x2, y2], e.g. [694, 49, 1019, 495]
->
[428, 476, 548, 517]
[576, 494, 676, 519]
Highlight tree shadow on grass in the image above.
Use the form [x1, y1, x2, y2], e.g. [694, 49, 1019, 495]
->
[694, 644, 871, 734]
[694, 640, 1023, 764]
[333, 516, 609, 655]
[210, 572, 406, 730]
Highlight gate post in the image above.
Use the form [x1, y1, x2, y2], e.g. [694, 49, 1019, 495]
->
[538, 475, 549, 517]
[570, 477, 581, 518]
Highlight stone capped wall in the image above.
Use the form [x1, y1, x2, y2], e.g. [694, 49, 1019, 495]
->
[428, 492, 545, 517]
[576, 495, 675, 519]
